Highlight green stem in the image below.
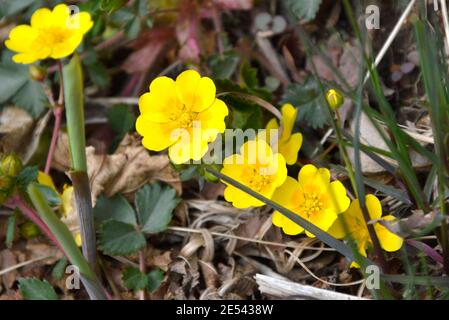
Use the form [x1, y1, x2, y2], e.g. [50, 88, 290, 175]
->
[63, 53, 96, 269]
[27, 183, 107, 300]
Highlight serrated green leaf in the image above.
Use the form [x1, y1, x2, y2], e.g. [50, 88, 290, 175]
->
[281, 79, 329, 129]
[18, 278, 58, 300]
[135, 183, 180, 234]
[147, 269, 164, 292]
[122, 267, 148, 290]
[94, 194, 137, 226]
[285, 0, 322, 22]
[99, 220, 145, 256]
[52, 258, 68, 281]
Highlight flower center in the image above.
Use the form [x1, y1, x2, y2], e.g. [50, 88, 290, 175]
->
[39, 27, 72, 46]
[301, 191, 323, 217]
[169, 104, 197, 128]
[247, 167, 272, 192]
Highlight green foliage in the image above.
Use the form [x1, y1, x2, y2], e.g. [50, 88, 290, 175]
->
[106, 104, 136, 152]
[100, 0, 128, 13]
[122, 267, 148, 290]
[96, 183, 179, 256]
[208, 51, 240, 80]
[0, 52, 47, 117]
[18, 278, 58, 300]
[36, 184, 62, 207]
[99, 220, 146, 256]
[52, 258, 68, 281]
[5, 214, 16, 248]
[281, 78, 329, 129]
[94, 194, 137, 225]
[135, 183, 180, 234]
[15, 165, 39, 191]
[285, 0, 322, 22]
[147, 269, 165, 292]
[122, 267, 165, 292]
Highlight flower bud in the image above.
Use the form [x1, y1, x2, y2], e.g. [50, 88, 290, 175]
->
[0, 176, 14, 191]
[20, 221, 41, 239]
[1, 154, 22, 177]
[325, 89, 344, 110]
[29, 65, 47, 82]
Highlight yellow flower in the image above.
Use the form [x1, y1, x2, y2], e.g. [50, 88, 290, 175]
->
[37, 172, 81, 246]
[5, 4, 93, 64]
[265, 104, 303, 165]
[328, 194, 403, 268]
[272, 164, 350, 237]
[221, 139, 287, 209]
[136, 70, 229, 164]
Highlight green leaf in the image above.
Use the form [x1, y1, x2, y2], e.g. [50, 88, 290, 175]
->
[52, 258, 68, 281]
[35, 184, 61, 207]
[87, 62, 110, 88]
[0, 64, 28, 103]
[208, 51, 240, 79]
[122, 267, 148, 290]
[241, 61, 258, 89]
[15, 165, 38, 190]
[285, 0, 322, 22]
[12, 79, 47, 117]
[125, 18, 141, 39]
[0, 0, 35, 17]
[147, 269, 164, 292]
[99, 220, 146, 256]
[281, 79, 329, 129]
[94, 194, 137, 226]
[100, 0, 128, 13]
[6, 214, 16, 248]
[135, 183, 180, 234]
[106, 104, 136, 151]
[18, 278, 58, 300]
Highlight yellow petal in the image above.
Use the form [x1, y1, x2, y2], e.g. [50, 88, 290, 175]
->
[328, 216, 347, 239]
[5, 25, 38, 52]
[223, 184, 265, 208]
[50, 33, 83, 59]
[272, 211, 304, 235]
[69, 12, 94, 34]
[51, 4, 71, 26]
[308, 208, 338, 234]
[175, 70, 216, 112]
[196, 98, 229, 133]
[366, 194, 382, 220]
[375, 216, 403, 252]
[30, 8, 52, 29]
[278, 132, 302, 165]
[280, 103, 298, 141]
[61, 185, 74, 217]
[328, 181, 350, 214]
[136, 115, 179, 151]
[37, 172, 57, 192]
[272, 176, 301, 209]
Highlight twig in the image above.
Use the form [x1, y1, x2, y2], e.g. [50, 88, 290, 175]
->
[0, 255, 52, 276]
[255, 274, 368, 300]
[138, 249, 146, 300]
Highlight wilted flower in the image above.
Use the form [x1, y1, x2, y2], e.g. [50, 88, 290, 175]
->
[221, 139, 287, 209]
[136, 70, 229, 164]
[328, 194, 403, 268]
[5, 4, 93, 64]
[265, 103, 303, 165]
[272, 164, 350, 237]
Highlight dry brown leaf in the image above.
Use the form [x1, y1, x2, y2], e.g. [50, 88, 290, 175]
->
[52, 133, 181, 205]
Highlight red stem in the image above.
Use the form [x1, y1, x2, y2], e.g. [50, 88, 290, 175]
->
[5, 196, 66, 255]
[44, 106, 63, 174]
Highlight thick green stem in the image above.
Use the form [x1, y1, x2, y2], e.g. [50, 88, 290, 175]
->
[63, 53, 97, 269]
[27, 183, 107, 300]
